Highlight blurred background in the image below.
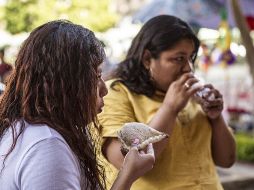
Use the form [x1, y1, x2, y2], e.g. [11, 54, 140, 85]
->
[0, 0, 254, 188]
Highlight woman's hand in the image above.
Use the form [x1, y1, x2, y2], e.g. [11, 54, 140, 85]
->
[122, 143, 155, 183]
[111, 143, 155, 190]
[194, 85, 236, 168]
[163, 73, 202, 114]
[195, 84, 224, 120]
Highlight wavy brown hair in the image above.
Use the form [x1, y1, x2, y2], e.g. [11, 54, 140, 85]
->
[0, 20, 106, 189]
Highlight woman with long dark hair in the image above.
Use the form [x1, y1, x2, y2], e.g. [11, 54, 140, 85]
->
[0, 20, 155, 190]
[98, 15, 236, 190]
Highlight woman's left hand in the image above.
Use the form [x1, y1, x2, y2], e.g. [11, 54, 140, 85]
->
[195, 84, 224, 120]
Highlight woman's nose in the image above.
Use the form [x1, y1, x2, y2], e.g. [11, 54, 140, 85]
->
[183, 60, 193, 73]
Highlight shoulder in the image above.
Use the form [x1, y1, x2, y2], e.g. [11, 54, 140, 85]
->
[15, 137, 81, 189]
[15, 122, 80, 189]
[0, 121, 67, 156]
[16, 121, 75, 167]
[106, 79, 132, 95]
[0, 121, 80, 189]
[14, 121, 75, 167]
[18, 121, 67, 148]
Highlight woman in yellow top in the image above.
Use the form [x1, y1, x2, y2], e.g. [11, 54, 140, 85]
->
[98, 15, 236, 190]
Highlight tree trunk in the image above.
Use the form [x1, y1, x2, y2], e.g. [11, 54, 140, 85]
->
[230, 0, 254, 81]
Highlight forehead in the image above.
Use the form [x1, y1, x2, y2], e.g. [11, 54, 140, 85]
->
[166, 39, 195, 54]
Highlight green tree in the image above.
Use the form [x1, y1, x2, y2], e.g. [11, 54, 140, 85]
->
[0, 5, 4, 22]
[4, 0, 38, 34]
[3, 0, 118, 34]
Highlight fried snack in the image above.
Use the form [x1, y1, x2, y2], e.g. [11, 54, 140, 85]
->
[117, 122, 168, 155]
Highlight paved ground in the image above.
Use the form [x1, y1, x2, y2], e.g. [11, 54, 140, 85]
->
[218, 162, 254, 190]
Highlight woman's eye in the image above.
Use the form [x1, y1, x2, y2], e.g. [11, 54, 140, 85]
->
[175, 57, 184, 62]
[172, 57, 186, 64]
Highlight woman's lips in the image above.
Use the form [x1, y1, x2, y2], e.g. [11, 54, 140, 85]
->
[97, 101, 104, 113]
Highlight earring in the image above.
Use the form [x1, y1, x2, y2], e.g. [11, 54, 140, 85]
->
[148, 67, 155, 81]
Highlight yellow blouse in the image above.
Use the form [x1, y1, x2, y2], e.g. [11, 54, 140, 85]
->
[98, 80, 223, 190]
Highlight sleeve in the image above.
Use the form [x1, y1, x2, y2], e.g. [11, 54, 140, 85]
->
[98, 82, 136, 138]
[16, 137, 81, 190]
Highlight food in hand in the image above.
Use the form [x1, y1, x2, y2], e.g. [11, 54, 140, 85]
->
[191, 76, 215, 101]
[117, 122, 168, 155]
[195, 87, 215, 101]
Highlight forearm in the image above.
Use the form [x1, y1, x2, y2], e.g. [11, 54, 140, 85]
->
[111, 169, 132, 190]
[105, 102, 178, 169]
[105, 104, 177, 169]
[148, 104, 177, 157]
[210, 114, 236, 167]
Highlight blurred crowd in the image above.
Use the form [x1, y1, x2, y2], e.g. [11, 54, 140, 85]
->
[0, 47, 13, 93]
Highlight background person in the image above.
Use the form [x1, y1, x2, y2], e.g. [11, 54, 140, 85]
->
[0, 47, 13, 83]
[98, 15, 236, 190]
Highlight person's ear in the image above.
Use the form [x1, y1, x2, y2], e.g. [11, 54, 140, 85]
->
[142, 50, 152, 69]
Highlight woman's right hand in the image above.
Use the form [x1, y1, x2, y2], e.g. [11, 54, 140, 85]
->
[110, 143, 155, 190]
[121, 143, 155, 183]
[111, 143, 155, 190]
[163, 72, 202, 114]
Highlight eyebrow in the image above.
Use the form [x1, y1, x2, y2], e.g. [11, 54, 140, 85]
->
[173, 51, 196, 56]
[174, 52, 187, 56]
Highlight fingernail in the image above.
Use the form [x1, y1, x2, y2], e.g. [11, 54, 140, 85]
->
[131, 138, 140, 146]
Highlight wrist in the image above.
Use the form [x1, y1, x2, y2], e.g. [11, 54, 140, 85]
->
[161, 103, 178, 118]
[208, 114, 223, 125]
[117, 167, 134, 189]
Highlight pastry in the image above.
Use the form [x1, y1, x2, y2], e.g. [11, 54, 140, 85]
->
[117, 122, 168, 155]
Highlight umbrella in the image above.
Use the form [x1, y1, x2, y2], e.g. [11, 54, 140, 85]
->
[132, 0, 254, 29]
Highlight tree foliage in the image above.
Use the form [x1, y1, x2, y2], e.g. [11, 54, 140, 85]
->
[4, 0, 37, 34]
[2, 0, 118, 34]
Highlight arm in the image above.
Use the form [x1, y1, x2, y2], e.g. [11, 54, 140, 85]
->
[104, 104, 178, 170]
[110, 144, 155, 190]
[198, 84, 236, 168]
[103, 73, 202, 169]
[210, 115, 236, 167]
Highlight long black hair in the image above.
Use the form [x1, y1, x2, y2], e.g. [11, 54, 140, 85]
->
[111, 15, 200, 97]
[0, 20, 106, 189]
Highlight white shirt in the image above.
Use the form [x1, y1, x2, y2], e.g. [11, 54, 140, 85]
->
[0, 121, 81, 190]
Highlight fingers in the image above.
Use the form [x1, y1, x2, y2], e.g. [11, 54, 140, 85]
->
[203, 101, 224, 112]
[201, 95, 224, 115]
[204, 98, 223, 107]
[126, 146, 139, 160]
[131, 138, 140, 147]
[178, 72, 195, 85]
[203, 84, 214, 89]
[129, 143, 155, 158]
[142, 143, 155, 168]
[146, 143, 155, 157]
[195, 84, 224, 115]
[127, 138, 140, 156]
[178, 73, 203, 94]
[200, 84, 223, 100]
[184, 78, 201, 90]
[203, 84, 221, 97]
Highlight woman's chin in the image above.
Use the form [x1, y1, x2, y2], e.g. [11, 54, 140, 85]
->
[97, 107, 103, 114]
[96, 102, 104, 114]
